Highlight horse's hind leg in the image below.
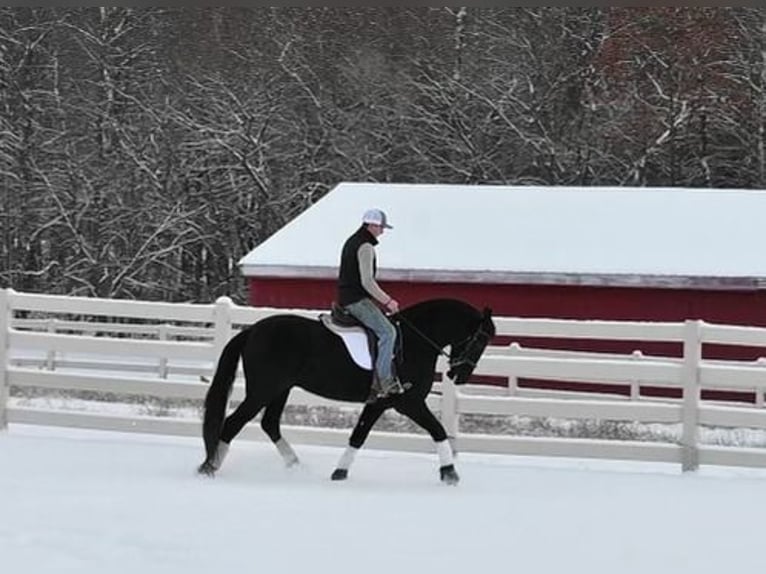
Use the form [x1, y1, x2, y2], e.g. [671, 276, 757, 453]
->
[206, 397, 265, 472]
[261, 389, 299, 467]
[331, 402, 387, 481]
[394, 398, 459, 485]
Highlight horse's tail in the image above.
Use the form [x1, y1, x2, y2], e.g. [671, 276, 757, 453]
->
[202, 328, 250, 462]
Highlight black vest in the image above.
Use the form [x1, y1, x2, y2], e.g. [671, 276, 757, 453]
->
[337, 225, 378, 306]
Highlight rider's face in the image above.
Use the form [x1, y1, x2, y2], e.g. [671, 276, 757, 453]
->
[368, 224, 384, 237]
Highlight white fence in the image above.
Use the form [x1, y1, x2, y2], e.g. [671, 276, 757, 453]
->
[3, 288, 766, 471]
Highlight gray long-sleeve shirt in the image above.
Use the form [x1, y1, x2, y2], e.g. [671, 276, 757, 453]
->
[357, 243, 391, 304]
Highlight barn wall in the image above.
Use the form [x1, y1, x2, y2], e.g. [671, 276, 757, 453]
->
[248, 276, 766, 325]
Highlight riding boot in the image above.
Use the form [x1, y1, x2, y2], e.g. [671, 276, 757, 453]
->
[379, 377, 405, 397]
[366, 376, 384, 404]
[364, 377, 404, 403]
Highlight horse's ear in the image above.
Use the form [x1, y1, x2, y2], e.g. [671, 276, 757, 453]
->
[482, 307, 492, 318]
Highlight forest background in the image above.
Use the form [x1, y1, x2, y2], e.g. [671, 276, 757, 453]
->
[2, 7, 765, 303]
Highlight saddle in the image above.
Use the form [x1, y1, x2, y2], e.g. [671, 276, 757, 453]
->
[319, 302, 403, 374]
[330, 302, 363, 328]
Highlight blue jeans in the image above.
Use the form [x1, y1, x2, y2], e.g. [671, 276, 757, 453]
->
[345, 298, 397, 382]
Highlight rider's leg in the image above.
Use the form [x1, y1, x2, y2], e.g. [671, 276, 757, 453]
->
[345, 298, 401, 396]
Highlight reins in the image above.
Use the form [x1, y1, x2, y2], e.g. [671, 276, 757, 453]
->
[394, 313, 486, 364]
[394, 314, 451, 360]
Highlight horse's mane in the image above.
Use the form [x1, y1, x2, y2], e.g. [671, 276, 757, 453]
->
[397, 298, 495, 340]
[399, 298, 478, 318]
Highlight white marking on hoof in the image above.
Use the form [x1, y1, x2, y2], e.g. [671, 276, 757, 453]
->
[436, 439, 454, 467]
[276, 438, 299, 467]
[211, 441, 229, 470]
[335, 446, 358, 473]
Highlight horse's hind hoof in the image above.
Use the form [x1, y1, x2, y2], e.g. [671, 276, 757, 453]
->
[285, 456, 300, 468]
[197, 460, 217, 477]
[331, 468, 348, 481]
[439, 464, 459, 485]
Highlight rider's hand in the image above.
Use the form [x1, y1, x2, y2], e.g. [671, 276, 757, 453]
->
[385, 298, 399, 313]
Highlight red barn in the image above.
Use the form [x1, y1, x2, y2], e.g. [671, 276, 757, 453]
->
[239, 183, 766, 397]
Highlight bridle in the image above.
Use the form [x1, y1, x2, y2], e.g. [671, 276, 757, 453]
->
[396, 315, 493, 378]
[445, 325, 493, 375]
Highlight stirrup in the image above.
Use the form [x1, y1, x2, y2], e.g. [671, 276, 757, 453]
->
[368, 378, 405, 402]
[380, 380, 405, 396]
[366, 378, 383, 404]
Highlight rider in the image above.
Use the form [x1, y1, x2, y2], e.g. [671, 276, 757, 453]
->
[337, 208, 405, 401]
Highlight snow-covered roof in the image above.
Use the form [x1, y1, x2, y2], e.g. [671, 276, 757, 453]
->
[239, 183, 766, 289]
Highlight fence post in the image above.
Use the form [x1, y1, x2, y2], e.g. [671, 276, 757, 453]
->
[46, 318, 57, 370]
[630, 350, 643, 400]
[213, 296, 234, 364]
[0, 289, 11, 430]
[507, 342, 520, 395]
[757, 357, 766, 408]
[440, 372, 459, 442]
[680, 319, 702, 472]
[158, 323, 169, 379]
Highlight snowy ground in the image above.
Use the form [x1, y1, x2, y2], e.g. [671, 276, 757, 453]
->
[2, 425, 766, 574]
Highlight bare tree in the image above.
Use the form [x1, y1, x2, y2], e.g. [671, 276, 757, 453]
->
[593, 8, 752, 187]
[2, 7, 765, 302]
[0, 8, 62, 291]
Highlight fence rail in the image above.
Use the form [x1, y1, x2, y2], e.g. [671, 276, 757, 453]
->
[3, 288, 766, 471]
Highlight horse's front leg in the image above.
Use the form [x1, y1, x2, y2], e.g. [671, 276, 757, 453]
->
[331, 402, 387, 481]
[394, 397, 459, 485]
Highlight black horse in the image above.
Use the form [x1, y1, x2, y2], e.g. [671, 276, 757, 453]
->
[198, 298, 495, 484]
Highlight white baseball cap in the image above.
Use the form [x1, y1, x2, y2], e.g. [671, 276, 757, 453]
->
[362, 208, 393, 229]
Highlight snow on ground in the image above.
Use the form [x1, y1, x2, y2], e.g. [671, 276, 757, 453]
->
[2, 425, 766, 574]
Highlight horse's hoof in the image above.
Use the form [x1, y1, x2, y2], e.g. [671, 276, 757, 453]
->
[285, 456, 300, 468]
[331, 468, 348, 481]
[197, 460, 217, 477]
[439, 464, 459, 485]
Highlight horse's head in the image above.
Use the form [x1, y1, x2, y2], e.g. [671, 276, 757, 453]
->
[446, 306, 495, 385]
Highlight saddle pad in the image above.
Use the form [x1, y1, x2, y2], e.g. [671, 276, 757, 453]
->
[319, 314, 372, 370]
